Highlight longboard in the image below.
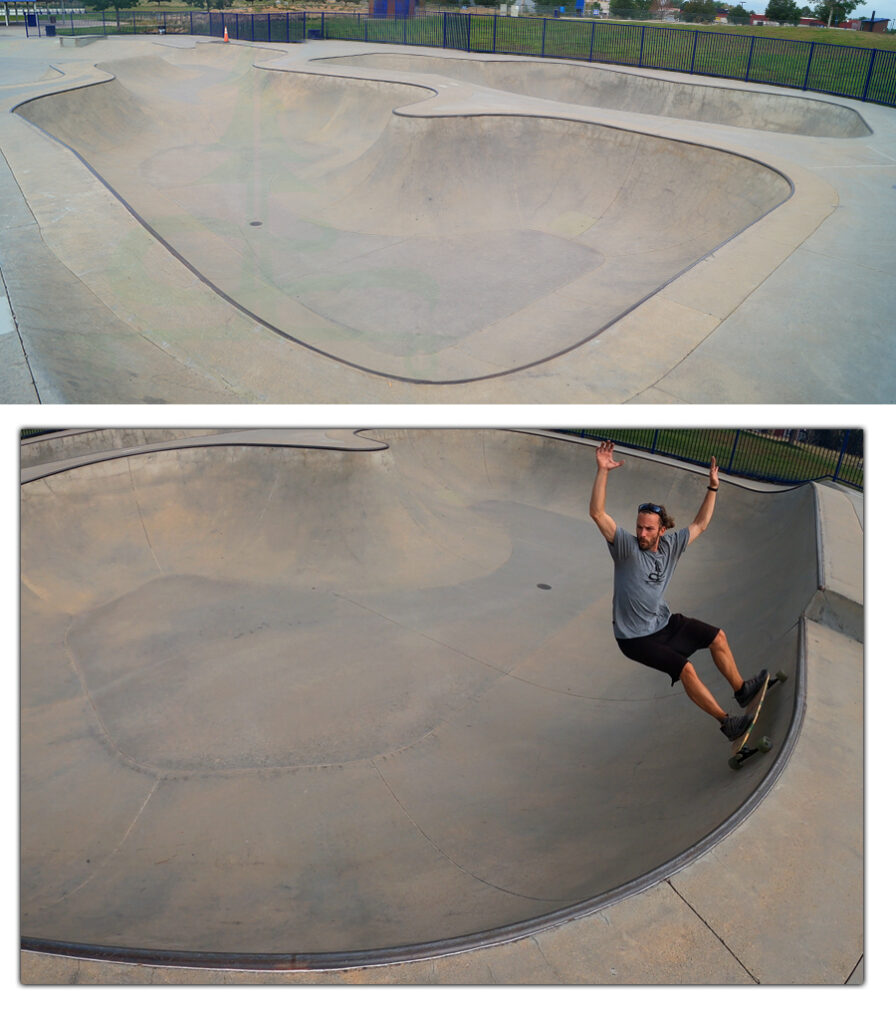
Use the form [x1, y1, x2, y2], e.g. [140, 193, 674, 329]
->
[728, 670, 788, 771]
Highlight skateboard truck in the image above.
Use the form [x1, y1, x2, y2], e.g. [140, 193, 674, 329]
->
[728, 670, 787, 771]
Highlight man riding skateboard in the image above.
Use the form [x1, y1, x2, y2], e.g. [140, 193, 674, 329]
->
[589, 441, 767, 741]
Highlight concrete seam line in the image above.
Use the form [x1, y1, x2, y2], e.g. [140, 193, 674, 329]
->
[665, 878, 759, 984]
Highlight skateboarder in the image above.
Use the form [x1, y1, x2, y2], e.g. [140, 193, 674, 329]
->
[589, 441, 768, 741]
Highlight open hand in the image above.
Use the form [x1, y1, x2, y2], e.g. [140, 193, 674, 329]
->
[596, 440, 624, 471]
[708, 456, 719, 489]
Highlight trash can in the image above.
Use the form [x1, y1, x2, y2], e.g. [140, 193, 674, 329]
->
[27, 13, 37, 26]
[45, 24, 56, 37]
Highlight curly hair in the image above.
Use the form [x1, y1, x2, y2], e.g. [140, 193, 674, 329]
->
[638, 503, 675, 530]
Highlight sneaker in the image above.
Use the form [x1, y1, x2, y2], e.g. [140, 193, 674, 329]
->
[735, 668, 770, 708]
[720, 712, 754, 741]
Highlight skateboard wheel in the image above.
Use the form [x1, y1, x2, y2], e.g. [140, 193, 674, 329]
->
[728, 756, 742, 771]
[758, 736, 773, 753]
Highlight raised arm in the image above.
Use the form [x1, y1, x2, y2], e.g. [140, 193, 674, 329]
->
[589, 441, 623, 543]
[688, 456, 719, 544]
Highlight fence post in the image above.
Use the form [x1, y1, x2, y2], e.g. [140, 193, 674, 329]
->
[638, 25, 645, 68]
[832, 430, 850, 484]
[802, 42, 815, 92]
[650, 430, 658, 454]
[745, 34, 755, 81]
[690, 31, 698, 74]
[541, 17, 546, 58]
[589, 20, 595, 63]
[726, 431, 741, 473]
[493, 12, 497, 52]
[861, 48, 878, 102]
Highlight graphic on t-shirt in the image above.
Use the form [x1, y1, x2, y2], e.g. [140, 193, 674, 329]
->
[647, 558, 665, 584]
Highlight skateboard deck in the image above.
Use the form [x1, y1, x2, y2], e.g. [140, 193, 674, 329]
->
[728, 669, 787, 771]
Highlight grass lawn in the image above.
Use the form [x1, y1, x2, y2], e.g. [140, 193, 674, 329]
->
[36, 7, 896, 103]
[456, 14, 896, 100]
[569, 429, 863, 488]
[591, 20, 896, 52]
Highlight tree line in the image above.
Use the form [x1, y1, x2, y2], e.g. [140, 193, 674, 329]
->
[72, 0, 869, 29]
[605, 1, 863, 25]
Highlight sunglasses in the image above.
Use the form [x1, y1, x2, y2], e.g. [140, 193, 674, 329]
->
[638, 503, 664, 516]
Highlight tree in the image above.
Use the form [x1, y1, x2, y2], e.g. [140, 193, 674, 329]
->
[82, 0, 140, 29]
[727, 3, 751, 23]
[812, 0, 859, 25]
[83, 0, 140, 12]
[608, 0, 653, 17]
[678, 0, 717, 22]
[186, 0, 236, 11]
[765, 0, 801, 23]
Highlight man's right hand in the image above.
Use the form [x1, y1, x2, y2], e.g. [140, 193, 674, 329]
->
[596, 440, 624, 472]
[590, 442, 620, 542]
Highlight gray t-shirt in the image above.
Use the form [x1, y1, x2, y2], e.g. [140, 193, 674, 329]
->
[606, 526, 691, 639]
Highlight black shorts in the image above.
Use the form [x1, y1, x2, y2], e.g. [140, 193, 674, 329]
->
[616, 613, 720, 684]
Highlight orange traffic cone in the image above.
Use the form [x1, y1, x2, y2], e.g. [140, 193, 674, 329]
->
[224, 27, 229, 43]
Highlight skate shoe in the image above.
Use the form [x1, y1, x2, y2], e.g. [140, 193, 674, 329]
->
[735, 668, 770, 708]
[720, 713, 754, 741]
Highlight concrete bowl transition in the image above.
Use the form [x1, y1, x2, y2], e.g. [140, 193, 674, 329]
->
[14, 44, 791, 384]
[317, 51, 871, 138]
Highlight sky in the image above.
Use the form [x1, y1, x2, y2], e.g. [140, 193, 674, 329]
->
[749, 1, 896, 19]
[825, 1, 895, 20]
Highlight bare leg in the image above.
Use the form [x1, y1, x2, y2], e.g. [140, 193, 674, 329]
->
[679, 662, 727, 721]
[709, 629, 744, 693]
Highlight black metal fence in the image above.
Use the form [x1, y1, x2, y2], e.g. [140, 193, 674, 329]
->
[25, 11, 896, 108]
[562, 429, 864, 490]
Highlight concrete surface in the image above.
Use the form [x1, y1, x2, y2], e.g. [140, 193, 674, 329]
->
[20, 429, 863, 984]
[1, 29, 894, 403]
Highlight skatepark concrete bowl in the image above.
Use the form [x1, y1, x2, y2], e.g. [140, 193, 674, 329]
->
[316, 52, 872, 138]
[12, 44, 791, 385]
[20, 429, 817, 968]
[2, 33, 895, 403]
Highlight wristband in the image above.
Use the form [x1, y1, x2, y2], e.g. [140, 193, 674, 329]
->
[707, 485, 719, 491]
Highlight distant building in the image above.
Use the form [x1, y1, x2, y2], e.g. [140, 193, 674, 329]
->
[752, 14, 892, 31]
[850, 17, 890, 32]
[368, 0, 417, 15]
